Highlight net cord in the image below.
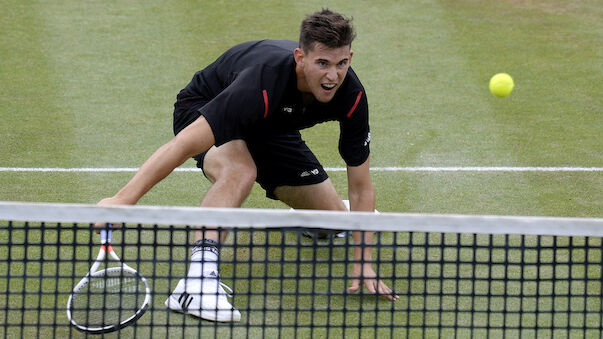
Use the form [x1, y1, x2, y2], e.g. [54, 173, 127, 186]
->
[0, 201, 601, 237]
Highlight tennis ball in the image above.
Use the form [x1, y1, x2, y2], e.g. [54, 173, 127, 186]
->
[489, 73, 514, 98]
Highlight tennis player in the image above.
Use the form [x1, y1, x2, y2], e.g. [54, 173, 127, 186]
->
[98, 9, 399, 322]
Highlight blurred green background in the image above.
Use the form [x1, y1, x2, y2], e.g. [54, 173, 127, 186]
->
[1, 0, 601, 217]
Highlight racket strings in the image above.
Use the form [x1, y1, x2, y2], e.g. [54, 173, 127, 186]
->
[70, 269, 146, 327]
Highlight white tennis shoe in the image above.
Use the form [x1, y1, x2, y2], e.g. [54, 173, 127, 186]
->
[165, 271, 241, 322]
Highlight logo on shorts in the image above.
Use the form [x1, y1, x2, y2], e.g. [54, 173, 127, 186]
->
[282, 106, 294, 114]
[363, 132, 371, 146]
[300, 169, 320, 177]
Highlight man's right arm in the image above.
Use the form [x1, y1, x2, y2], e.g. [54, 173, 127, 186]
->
[100, 116, 215, 206]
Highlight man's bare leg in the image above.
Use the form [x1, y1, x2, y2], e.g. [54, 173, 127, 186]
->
[195, 140, 257, 242]
[165, 140, 256, 322]
[274, 179, 346, 210]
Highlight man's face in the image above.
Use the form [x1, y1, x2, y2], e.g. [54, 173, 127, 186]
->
[294, 43, 353, 103]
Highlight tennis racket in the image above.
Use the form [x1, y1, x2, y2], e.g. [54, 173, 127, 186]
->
[66, 226, 151, 334]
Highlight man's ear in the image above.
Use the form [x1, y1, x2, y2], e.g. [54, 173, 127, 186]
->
[349, 50, 354, 65]
[294, 48, 304, 66]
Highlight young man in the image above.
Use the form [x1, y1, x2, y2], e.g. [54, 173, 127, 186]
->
[97, 9, 398, 322]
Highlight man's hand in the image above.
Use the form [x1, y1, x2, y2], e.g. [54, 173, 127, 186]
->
[94, 196, 129, 231]
[348, 263, 399, 301]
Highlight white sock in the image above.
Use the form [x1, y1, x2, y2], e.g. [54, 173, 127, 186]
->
[187, 239, 219, 278]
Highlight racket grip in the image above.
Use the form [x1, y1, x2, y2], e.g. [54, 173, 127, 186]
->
[100, 225, 113, 244]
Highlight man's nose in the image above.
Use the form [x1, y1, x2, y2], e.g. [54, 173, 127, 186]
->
[325, 67, 337, 81]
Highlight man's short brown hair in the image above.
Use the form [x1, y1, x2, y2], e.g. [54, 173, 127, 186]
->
[299, 9, 356, 52]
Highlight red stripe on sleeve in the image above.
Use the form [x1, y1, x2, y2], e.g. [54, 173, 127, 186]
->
[262, 90, 269, 118]
[346, 91, 363, 118]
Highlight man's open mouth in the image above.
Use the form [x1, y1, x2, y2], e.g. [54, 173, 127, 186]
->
[321, 84, 336, 90]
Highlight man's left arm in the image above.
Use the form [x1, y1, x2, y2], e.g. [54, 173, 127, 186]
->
[346, 157, 375, 212]
[347, 158, 399, 301]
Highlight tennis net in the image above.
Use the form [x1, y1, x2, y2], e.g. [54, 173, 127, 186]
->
[1, 201, 602, 338]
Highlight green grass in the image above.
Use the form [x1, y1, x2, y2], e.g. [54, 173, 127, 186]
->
[0, 0, 602, 338]
[1, 0, 600, 215]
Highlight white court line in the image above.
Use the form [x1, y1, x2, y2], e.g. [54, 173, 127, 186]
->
[0, 166, 601, 172]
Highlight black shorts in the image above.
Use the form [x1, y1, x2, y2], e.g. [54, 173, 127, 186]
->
[173, 105, 329, 200]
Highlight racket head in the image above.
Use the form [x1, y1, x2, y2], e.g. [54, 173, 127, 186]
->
[67, 266, 150, 334]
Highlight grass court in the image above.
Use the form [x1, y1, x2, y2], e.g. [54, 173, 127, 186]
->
[0, 1, 601, 338]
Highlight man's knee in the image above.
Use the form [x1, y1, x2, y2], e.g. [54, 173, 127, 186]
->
[206, 158, 257, 191]
[202, 141, 257, 190]
[225, 161, 257, 189]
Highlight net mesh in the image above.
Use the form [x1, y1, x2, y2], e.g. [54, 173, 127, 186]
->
[1, 202, 602, 338]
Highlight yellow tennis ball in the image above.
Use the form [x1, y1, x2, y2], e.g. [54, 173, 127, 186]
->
[489, 73, 514, 98]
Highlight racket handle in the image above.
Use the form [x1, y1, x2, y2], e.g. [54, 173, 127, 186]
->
[100, 224, 113, 244]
